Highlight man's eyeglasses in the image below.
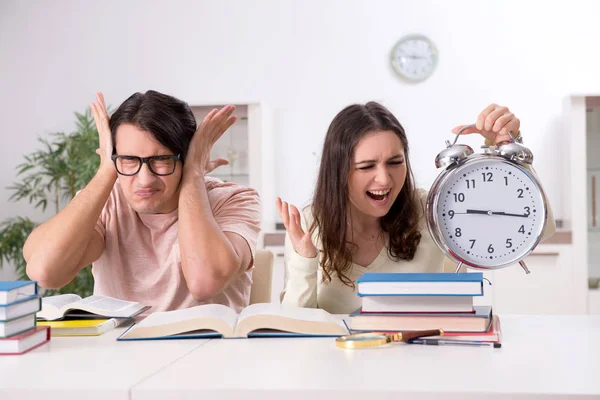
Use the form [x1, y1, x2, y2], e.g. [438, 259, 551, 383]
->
[111, 154, 181, 176]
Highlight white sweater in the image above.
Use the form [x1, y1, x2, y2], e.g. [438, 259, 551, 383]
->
[280, 189, 555, 314]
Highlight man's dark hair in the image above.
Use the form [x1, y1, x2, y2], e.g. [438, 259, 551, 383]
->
[109, 90, 197, 161]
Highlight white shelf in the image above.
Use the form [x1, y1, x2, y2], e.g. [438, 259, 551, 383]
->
[566, 96, 595, 314]
[588, 289, 600, 314]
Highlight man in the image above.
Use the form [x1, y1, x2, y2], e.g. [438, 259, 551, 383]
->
[24, 91, 261, 313]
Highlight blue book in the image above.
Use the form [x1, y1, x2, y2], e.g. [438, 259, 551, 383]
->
[356, 272, 483, 296]
[0, 297, 42, 322]
[0, 314, 37, 338]
[0, 281, 38, 306]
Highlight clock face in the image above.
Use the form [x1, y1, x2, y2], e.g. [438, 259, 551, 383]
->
[391, 34, 438, 82]
[431, 157, 546, 268]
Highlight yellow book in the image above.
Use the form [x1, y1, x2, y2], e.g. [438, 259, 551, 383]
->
[38, 318, 130, 336]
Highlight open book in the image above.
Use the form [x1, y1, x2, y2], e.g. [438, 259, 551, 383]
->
[118, 303, 349, 340]
[37, 294, 150, 321]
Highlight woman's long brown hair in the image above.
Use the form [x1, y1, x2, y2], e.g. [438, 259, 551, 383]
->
[311, 102, 422, 288]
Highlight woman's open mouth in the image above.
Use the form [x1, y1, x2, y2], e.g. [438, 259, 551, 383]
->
[366, 189, 391, 204]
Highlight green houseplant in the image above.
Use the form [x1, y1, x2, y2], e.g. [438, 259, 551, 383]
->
[0, 108, 101, 296]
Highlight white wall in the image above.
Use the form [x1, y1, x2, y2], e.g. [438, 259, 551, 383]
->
[1, 0, 600, 270]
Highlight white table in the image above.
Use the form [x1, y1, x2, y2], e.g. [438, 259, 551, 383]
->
[0, 326, 209, 400]
[1, 316, 599, 400]
[131, 315, 600, 400]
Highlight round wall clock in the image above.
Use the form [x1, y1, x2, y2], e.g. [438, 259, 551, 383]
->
[391, 34, 438, 83]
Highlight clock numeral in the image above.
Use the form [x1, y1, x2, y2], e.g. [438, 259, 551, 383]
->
[487, 244, 495, 254]
[453, 193, 465, 202]
[504, 176, 509, 186]
[518, 225, 525, 234]
[506, 239, 513, 248]
[469, 239, 476, 249]
[524, 206, 530, 217]
[455, 228, 462, 237]
[482, 172, 493, 182]
[517, 189, 524, 198]
[448, 210, 455, 219]
[466, 179, 476, 189]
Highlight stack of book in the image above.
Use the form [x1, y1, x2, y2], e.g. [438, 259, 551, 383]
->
[0, 281, 50, 355]
[37, 294, 149, 336]
[350, 272, 502, 346]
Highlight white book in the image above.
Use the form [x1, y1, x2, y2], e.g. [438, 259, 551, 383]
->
[0, 296, 41, 321]
[356, 273, 484, 296]
[118, 303, 349, 340]
[38, 294, 150, 321]
[0, 281, 37, 305]
[361, 295, 474, 313]
[0, 314, 37, 338]
[0, 326, 50, 355]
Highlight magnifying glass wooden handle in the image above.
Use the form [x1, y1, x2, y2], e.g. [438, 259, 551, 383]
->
[394, 329, 444, 342]
[336, 329, 444, 349]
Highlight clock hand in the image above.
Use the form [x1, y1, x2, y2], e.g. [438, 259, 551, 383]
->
[399, 54, 427, 60]
[465, 209, 528, 218]
[465, 209, 491, 215]
[491, 211, 529, 218]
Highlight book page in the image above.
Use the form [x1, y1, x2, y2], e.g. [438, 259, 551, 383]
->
[140, 304, 238, 327]
[238, 303, 342, 324]
[69, 295, 146, 317]
[38, 294, 83, 320]
[235, 303, 348, 337]
[120, 304, 238, 339]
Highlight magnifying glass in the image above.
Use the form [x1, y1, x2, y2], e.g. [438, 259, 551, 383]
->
[336, 329, 443, 349]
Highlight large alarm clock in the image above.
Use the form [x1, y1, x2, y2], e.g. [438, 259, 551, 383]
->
[426, 124, 548, 274]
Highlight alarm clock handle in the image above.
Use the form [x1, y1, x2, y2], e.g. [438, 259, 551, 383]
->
[450, 124, 476, 146]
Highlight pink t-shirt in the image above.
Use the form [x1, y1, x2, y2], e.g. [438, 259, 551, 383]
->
[92, 177, 261, 314]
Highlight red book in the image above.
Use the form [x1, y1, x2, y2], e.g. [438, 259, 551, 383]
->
[350, 305, 493, 332]
[0, 326, 50, 355]
[419, 315, 502, 342]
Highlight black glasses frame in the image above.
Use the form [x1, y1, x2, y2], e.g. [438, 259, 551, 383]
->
[111, 154, 181, 176]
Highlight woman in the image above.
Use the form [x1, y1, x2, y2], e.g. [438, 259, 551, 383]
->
[277, 102, 554, 314]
